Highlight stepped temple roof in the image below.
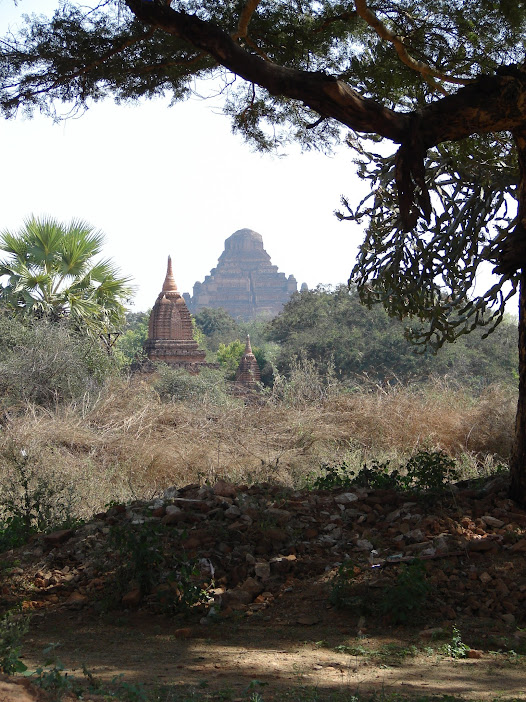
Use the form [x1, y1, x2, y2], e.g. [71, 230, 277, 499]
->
[183, 228, 298, 320]
[144, 256, 207, 368]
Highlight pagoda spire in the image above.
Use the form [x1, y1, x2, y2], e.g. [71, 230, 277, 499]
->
[244, 334, 253, 355]
[235, 333, 261, 388]
[162, 255, 178, 292]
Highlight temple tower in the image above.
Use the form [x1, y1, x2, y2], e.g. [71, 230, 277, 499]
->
[144, 256, 207, 367]
[184, 228, 298, 320]
[235, 335, 261, 389]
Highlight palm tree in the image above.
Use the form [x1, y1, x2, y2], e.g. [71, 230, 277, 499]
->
[0, 216, 133, 339]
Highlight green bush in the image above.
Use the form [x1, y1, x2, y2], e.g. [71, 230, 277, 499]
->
[154, 365, 232, 405]
[0, 608, 29, 674]
[346, 459, 411, 491]
[268, 284, 518, 389]
[328, 560, 366, 611]
[107, 522, 210, 612]
[311, 450, 459, 492]
[216, 339, 246, 379]
[441, 626, 471, 658]
[405, 450, 460, 490]
[379, 560, 430, 624]
[0, 315, 115, 408]
[0, 441, 80, 549]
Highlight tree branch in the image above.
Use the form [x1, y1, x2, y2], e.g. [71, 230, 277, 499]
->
[233, 0, 261, 40]
[125, 0, 409, 141]
[122, 2, 526, 232]
[354, 0, 472, 90]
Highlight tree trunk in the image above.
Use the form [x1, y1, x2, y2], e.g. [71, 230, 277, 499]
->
[510, 272, 526, 506]
[508, 131, 526, 506]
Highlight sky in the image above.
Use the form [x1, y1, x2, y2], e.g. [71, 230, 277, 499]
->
[0, 0, 370, 312]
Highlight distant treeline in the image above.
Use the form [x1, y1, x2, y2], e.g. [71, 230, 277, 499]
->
[120, 284, 517, 390]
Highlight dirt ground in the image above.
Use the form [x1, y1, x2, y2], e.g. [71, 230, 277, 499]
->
[4, 477, 526, 700]
[14, 574, 526, 701]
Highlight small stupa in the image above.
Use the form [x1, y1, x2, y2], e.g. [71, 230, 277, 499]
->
[144, 256, 207, 368]
[235, 335, 261, 389]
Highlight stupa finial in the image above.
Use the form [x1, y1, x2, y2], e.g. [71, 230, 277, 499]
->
[162, 255, 178, 292]
[245, 334, 253, 355]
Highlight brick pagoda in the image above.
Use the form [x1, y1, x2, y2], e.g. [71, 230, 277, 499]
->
[235, 335, 261, 389]
[144, 256, 207, 369]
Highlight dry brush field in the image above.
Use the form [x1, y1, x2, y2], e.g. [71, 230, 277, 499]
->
[0, 376, 516, 522]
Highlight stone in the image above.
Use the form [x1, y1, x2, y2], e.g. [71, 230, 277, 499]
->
[65, 591, 89, 607]
[510, 538, 526, 552]
[254, 561, 271, 580]
[334, 493, 359, 505]
[162, 511, 184, 525]
[240, 577, 264, 597]
[405, 541, 432, 553]
[224, 506, 242, 519]
[184, 228, 298, 320]
[213, 480, 237, 498]
[221, 588, 253, 607]
[495, 579, 510, 597]
[265, 507, 292, 524]
[404, 528, 425, 543]
[270, 556, 294, 575]
[296, 615, 320, 625]
[43, 529, 74, 547]
[143, 256, 208, 368]
[265, 527, 288, 542]
[466, 649, 483, 659]
[121, 588, 141, 608]
[355, 539, 374, 551]
[482, 515, 505, 528]
[468, 537, 497, 552]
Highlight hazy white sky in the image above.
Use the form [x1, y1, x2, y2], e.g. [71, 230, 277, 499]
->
[1, 0, 370, 311]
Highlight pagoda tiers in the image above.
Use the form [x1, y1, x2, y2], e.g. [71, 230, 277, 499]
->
[184, 228, 298, 320]
[235, 335, 261, 389]
[144, 256, 207, 368]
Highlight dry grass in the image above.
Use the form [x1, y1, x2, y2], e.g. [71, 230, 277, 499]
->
[0, 376, 516, 519]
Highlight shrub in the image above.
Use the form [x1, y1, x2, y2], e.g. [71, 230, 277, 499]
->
[106, 522, 211, 611]
[153, 365, 232, 405]
[379, 560, 430, 624]
[311, 450, 460, 492]
[0, 608, 29, 674]
[405, 450, 460, 490]
[328, 560, 365, 610]
[441, 626, 471, 658]
[0, 440, 80, 548]
[0, 315, 115, 408]
[270, 357, 340, 407]
[216, 340, 246, 379]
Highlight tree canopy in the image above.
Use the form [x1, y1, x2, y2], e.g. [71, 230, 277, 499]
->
[194, 307, 242, 351]
[0, 215, 133, 338]
[2, 2, 524, 338]
[268, 285, 518, 388]
[3, 0, 526, 500]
